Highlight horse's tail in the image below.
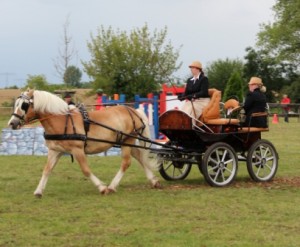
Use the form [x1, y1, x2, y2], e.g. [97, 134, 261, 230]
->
[134, 109, 159, 171]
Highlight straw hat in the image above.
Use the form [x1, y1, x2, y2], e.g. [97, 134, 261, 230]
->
[248, 77, 266, 92]
[248, 77, 263, 86]
[189, 61, 202, 70]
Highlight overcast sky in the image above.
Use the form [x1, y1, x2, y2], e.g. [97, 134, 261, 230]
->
[0, 0, 276, 88]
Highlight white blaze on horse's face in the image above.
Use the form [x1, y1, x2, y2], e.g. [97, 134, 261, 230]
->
[8, 94, 30, 130]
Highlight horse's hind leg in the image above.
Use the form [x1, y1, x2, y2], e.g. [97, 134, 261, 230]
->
[34, 150, 63, 197]
[72, 149, 108, 194]
[131, 147, 161, 188]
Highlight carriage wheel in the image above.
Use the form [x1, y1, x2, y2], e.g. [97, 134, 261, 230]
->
[201, 142, 238, 187]
[159, 160, 192, 181]
[246, 139, 278, 182]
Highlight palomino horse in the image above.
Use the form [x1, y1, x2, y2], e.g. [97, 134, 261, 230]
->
[8, 89, 160, 197]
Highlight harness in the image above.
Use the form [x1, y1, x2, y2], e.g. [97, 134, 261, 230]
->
[43, 104, 147, 149]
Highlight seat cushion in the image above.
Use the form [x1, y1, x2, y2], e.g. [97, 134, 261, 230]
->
[201, 89, 221, 122]
[205, 118, 240, 125]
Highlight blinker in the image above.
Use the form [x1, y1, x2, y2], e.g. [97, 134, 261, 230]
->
[21, 102, 30, 112]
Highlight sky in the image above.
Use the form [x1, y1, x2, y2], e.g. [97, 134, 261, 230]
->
[0, 0, 276, 88]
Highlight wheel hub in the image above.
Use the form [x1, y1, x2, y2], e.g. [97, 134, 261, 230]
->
[219, 162, 225, 169]
[260, 158, 266, 167]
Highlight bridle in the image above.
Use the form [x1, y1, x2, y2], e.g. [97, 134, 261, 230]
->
[12, 94, 34, 124]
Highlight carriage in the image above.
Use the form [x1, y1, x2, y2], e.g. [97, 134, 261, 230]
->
[155, 88, 279, 187]
[8, 88, 278, 197]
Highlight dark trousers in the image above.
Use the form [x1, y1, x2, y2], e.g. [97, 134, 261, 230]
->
[283, 108, 289, 122]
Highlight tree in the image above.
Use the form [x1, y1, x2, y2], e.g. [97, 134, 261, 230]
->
[243, 46, 297, 102]
[63, 65, 82, 87]
[83, 24, 182, 99]
[53, 16, 78, 82]
[286, 78, 300, 103]
[222, 71, 244, 102]
[257, 0, 300, 66]
[206, 58, 244, 93]
[23, 75, 49, 91]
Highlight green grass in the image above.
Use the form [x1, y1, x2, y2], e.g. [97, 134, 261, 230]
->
[0, 115, 300, 246]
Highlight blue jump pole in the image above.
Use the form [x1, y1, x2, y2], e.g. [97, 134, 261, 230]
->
[134, 94, 159, 139]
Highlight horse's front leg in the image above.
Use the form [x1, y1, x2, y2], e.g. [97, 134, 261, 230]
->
[34, 150, 63, 198]
[72, 148, 108, 194]
[106, 146, 132, 194]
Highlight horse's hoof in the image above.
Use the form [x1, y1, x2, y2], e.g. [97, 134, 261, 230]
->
[105, 188, 116, 195]
[152, 181, 163, 189]
[34, 193, 43, 198]
[100, 187, 115, 195]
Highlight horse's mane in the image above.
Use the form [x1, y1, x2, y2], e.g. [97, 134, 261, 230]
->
[33, 90, 69, 114]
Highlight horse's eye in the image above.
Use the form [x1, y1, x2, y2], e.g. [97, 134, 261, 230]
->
[21, 102, 29, 112]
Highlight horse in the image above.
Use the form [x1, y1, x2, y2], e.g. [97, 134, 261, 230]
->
[8, 89, 161, 197]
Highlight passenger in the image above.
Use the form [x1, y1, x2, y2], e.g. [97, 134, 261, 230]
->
[243, 77, 267, 127]
[178, 61, 210, 119]
[64, 92, 76, 110]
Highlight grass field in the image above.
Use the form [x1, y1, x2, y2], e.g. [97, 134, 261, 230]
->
[0, 115, 300, 246]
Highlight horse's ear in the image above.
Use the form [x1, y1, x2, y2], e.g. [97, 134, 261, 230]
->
[27, 89, 34, 97]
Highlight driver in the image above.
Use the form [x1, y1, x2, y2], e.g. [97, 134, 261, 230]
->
[178, 61, 210, 119]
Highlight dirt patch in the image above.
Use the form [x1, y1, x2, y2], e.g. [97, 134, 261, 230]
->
[165, 176, 300, 190]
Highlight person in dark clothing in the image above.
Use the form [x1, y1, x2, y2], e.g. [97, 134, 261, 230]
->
[178, 61, 210, 119]
[64, 92, 76, 109]
[243, 77, 267, 127]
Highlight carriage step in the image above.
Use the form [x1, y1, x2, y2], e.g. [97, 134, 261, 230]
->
[238, 127, 269, 133]
[237, 155, 247, 161]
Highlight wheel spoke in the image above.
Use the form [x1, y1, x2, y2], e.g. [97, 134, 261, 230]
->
[265, 163, 272, 171]
[263, 166, 266, 177]
[266, 156, 274, 162]
[220, 169, 225, 182]
[164, 163, 172, 171]
[208, 157, 219, 165]
[224, 166, 233, 174]
[216, 150, 221, 163]
[256, 165, 261, 176]
[172, 167, 175, 177]
[262, 147, 270, 158]
[208, 165, 218, 173]
[254, 152, 261, 160]
[213, 169, 221, 182]
[177, 168, 183, 175]
[251, 160, 261, 166]
[221, 150, 228, 162]
[224, 158, 233, 165]
[259, 146, 264, 157]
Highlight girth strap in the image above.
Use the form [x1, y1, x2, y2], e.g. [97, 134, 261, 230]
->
[44, 133, 86, 141]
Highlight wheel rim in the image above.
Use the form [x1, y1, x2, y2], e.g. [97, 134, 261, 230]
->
[249, 143, 277, 181]
[206, 146, 237, 186]
[160, 160, 191, 180]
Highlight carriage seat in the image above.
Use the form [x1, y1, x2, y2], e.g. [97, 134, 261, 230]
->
[238, 112, 269, 132]
[199, 89, 239, 125]
[200, 88, 221, 123]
